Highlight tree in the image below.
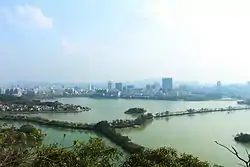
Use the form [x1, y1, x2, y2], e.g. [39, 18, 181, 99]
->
[0, 123, 223, 167]
[0, 124, 44, 167]
[122, 147, 215, 167]
[0, 124, 121, 167]
[215, 141, 250, 167]
[32, 138, 121, 167]
[165, 111, 170, 115]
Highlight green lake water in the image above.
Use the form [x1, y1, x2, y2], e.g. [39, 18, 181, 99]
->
[3, 97, 250, 166]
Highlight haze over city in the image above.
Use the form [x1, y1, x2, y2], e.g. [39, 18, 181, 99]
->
[1, 0, 250, 83]
[3, 1, 250, 166]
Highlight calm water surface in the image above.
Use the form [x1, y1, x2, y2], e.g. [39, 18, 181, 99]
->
[13, 98, 250, 166]
[0, 120, 96, 146]
[33, 98, 238, 123]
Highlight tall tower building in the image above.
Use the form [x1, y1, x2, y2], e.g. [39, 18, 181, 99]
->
[115, 83, 123, 91]
[88, 84, 94, 91]
[217, 81, 221, 87]
[162, 77, 173, 93]
[108, 81, 113, 90]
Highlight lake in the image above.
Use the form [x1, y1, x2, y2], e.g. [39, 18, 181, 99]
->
[0, 120, 97, 146]
[5, 97, 250, 166]
[33, 98, 238, 123]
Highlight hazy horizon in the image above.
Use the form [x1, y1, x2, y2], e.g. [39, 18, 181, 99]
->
[1, 0, 250, 83]
[1, 78, 248, 87]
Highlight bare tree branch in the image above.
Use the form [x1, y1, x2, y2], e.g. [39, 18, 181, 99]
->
[214, 141, 249, 167]
[245, 148, 250, 157]
[214, 141, 235, 155]
[238, 163, 246, 167]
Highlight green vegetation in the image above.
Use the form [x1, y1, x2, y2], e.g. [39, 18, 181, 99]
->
[110, 113, 153, 128]
[0, 124, 120, 167]
[238, 100, 250, 105]
[0, 94, 33, 105]
[0, 115, 94, 130]
[154, 106, 250, 119]
[0, 123, 222, 167]
[94, 121, 144, 154]
[124, 108, 147, 115]
[123, 148, 222, 167]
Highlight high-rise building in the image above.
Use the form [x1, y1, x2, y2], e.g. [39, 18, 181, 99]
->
[115, 83, 123, 91]
[127, 85, 134, 90]
[145, 84, 151, 90]
[122, 86, 127, 92]
[108, 81, 113, 90]
[88, 84, 94, 91]
[217, 81, 221, 87]
[162, 77, 173, 92]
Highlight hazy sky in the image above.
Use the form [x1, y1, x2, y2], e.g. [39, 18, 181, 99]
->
[1, 0, 250, 83]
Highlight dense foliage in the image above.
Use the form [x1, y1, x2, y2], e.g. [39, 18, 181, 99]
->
[234, 133, 250, 143]
[124, 108, 147, 114]
[123, 148, 223, 167]
[0, 124, 222, 167]
[0, 94, 33, 105]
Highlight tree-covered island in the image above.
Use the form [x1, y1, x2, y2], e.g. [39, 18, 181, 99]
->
[124, 108, 147, 115]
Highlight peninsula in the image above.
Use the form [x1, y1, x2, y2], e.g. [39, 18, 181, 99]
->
[0, 115, 145, 154]
[0, 95, 91, 113]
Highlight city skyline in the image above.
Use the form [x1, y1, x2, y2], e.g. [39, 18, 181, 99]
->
[0, 77, 248, 86]
[1, 0, 250, 83]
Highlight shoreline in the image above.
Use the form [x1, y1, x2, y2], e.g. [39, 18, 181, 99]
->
[3, 110, 85, 114]
[0, 115, 145, 154]
[1, 105, 250, 154]
[154, 106, 250, 119]
[39, 95, 236, 102]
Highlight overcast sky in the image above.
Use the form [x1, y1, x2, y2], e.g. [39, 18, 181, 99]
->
[0, 0, 250, 84]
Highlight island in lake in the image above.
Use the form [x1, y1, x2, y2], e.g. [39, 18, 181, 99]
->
[124, 108, 147, 115]
[237, 100, 250, 105]
[234, 133, 250, 143]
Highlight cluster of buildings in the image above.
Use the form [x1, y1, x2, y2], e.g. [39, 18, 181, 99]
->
[87, 77, 179, 99]
[0, 102, 84, 113]
[80, 78, 226, 100]
[0, 103, 57, 112]
[0, 78, 229, 100]
[0, 87, 39, 97]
